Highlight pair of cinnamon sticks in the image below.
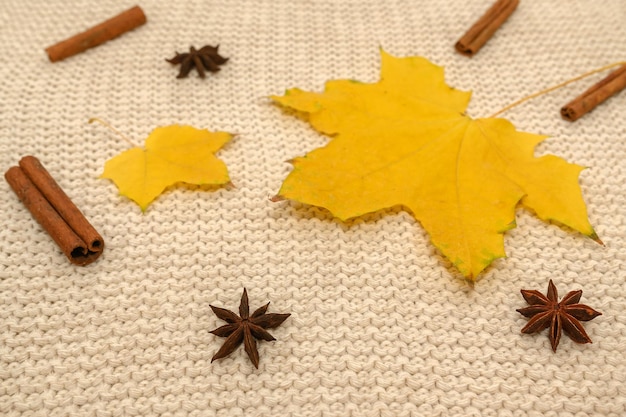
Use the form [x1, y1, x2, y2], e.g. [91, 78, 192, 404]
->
[456, 0, 626, 121]
[5, 156, 104, 266]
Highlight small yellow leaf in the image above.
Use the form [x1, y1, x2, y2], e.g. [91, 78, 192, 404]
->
[101, 125, 232, 211]
[272, 50, 597, 280]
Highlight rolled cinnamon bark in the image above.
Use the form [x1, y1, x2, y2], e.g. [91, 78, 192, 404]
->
[561, 64, 626, 121]
[45, 5, 147, 62]
[5, 156, 104, 265]
[455, 0, 519, 57]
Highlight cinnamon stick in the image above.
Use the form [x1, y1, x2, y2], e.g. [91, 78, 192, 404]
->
[455, 0, 519, 57]
[5, 156, 104, 266]
[561, 64, 626, 121]
[45, 5, 146, 62]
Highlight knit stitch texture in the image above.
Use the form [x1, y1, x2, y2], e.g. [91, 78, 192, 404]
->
[1, 1, 625, 416]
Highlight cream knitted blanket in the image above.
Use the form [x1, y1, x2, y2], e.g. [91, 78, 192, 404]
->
[1, 1, 625, 415]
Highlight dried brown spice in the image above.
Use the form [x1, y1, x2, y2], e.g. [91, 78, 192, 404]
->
[517, 280, 601, 352]
[210, 288, 290, 368]
[166, 45, 228, 78]
[561, 63, 626, 122]
[5, 156, 104, 265]
[455, 0, 519, 57]
[46, 6, 147, 62]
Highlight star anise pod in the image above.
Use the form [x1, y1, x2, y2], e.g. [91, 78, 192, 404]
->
[209, 288, 290, 368]
[517, 280, 601, 352]
[166, 45, 228, 78]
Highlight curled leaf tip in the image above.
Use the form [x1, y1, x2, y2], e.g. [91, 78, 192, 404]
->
[590, 231, 604, 246]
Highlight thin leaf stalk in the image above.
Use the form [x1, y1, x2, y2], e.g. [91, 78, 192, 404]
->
[89, 118, 139, 148]
[489, 61, 626, 118]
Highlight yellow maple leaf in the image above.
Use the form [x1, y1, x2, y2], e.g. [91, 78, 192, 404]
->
[101, 125, 232, 211]
[272, 50, 599, 280]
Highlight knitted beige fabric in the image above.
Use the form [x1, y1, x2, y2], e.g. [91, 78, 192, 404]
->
[1, 1, 625, 416]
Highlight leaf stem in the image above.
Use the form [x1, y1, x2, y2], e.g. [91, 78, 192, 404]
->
[489, 61, 626, 118]
[89, 118, 139, 147]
